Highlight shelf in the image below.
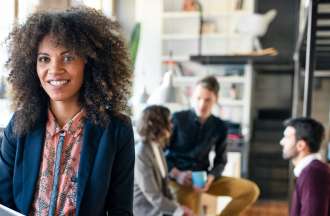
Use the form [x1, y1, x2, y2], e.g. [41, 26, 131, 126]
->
[162, 11, 251, 19]
[162, 33, 242, 40]
[190, 55, 278, 65]
[162, 34, 199, 40]
[163, 11, 199, 18]
[162, 55, 190, 61]
[219, 99, 244, 106]
[173, 76, 245, 86]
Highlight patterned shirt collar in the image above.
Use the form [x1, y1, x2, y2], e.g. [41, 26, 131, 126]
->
[47, 109, 85, 137]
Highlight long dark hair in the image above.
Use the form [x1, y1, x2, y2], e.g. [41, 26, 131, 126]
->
[137, 105, 171, 147]
[6, 7, 132, 135]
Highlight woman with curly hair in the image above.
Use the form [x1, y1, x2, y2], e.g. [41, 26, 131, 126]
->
[134, 105, 195, 216]
[0, 6, 134, 216]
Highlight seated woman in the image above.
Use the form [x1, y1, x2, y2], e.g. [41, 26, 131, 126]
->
[134, 105, 194, 216]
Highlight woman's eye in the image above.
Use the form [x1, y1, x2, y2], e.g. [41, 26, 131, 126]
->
[63, 55, 75, 62]
[38, 56, 50, 63]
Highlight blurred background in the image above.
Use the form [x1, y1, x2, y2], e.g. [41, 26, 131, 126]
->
[1, 0, 330, 215]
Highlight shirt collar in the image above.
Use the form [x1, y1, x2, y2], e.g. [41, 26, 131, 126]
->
[47, 109, 85, 137]
[189, 109, 213, 125]
[293, 153, 321, 177]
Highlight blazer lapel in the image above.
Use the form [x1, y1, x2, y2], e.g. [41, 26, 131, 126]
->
[76, 120, 102, 215]
[146, 144, 173, 199]
[145, 144, 163, 187]
[23, 122, 45, 213]
[159, 146, 168, 175]
[158, 147, 173, 199]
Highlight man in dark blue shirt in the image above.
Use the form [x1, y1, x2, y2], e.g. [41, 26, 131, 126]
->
[166, 76, 259, 216]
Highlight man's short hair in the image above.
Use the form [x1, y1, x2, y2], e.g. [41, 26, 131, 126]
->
[284, 117, 325, 153]
[196, 76, 220, 96]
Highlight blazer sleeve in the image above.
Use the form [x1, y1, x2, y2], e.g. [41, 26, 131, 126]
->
[135, 152, 179, 215]
[106, 121, 135, 216]
[0, 117, 17, 208]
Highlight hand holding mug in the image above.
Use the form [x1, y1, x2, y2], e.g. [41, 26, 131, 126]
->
[192, 172, 214, 193]
[176, 170, 192, 186]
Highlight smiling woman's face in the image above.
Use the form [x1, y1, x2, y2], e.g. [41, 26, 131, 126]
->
[37, 35, 85, 104]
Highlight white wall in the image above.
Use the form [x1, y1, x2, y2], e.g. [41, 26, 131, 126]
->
[0, 1, 15, 75]
[134, 0, 162, 100]
[115, 0, 136, 40]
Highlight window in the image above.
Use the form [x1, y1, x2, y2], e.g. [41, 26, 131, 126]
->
[73, 0, 114, 17]
[0, 1, 15, 127]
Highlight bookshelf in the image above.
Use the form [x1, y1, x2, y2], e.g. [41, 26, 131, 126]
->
[135, 0, 256, 178]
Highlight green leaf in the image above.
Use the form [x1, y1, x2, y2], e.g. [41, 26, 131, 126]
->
[129, 22, 141, 67]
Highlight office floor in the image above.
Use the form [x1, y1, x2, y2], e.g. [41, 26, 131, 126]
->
[241, 200, 289, 216]
[201, 194, 289, 216]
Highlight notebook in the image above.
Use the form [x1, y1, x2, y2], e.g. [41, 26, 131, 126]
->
[0, 204, 24, 216]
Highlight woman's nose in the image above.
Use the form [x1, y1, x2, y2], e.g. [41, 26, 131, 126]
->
[48, 59, 64, 74]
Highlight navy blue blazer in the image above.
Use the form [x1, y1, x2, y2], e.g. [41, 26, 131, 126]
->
[0, 113, 135, 216]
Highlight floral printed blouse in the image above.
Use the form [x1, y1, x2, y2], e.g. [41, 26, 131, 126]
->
[30, 110, 84, 216]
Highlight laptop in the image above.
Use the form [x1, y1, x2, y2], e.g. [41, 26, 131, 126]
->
[0, 204, 24, 216]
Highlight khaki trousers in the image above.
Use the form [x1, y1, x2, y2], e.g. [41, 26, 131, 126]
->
[169, 176, 260, 216]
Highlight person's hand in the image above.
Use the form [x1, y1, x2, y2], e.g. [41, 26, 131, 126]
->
[182, 206, 195, 216]
[170, 167, 192, 186]
[176, 170, 192, 186]
[193, 175, 215, 193]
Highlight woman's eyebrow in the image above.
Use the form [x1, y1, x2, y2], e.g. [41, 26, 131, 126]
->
[37, 50, 72, 56]
[60, 50, 71, 55]
[37, 52, 49, 56]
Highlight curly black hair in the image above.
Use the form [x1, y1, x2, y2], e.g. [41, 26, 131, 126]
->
[6, 6, 132, 135]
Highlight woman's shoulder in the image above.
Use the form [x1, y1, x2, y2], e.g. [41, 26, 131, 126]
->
[135, 142, 153, 166]
[101, 112, 134, 144]
[5, 109, 47, 138]
[2, 113, 25, 144]
[3, 114, 16, 138]
[90, 112, 132, 134]
[110, 112, 132, 128]
[135, 142, 148, 156]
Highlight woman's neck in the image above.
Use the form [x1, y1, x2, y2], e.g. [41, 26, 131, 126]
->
[50, 100, 82, 127]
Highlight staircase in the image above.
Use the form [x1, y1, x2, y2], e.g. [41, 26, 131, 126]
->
[249, 109, 290, 200]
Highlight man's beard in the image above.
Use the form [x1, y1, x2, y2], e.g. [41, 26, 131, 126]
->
[282, 148, 298, 160]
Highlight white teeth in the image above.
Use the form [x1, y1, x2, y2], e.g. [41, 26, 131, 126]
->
[49, 80, 69, 86]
